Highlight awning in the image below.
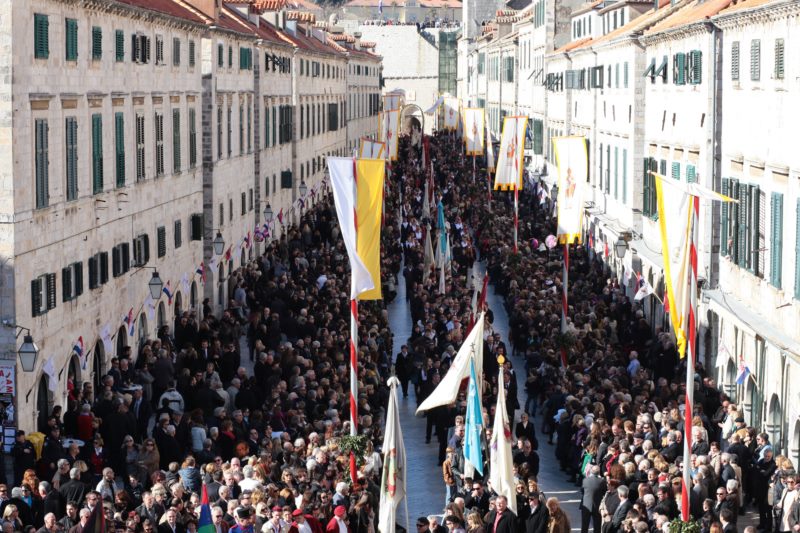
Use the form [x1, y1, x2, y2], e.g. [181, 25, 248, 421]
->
[425, 95, 444, 115]
[704, 288, 800, 360]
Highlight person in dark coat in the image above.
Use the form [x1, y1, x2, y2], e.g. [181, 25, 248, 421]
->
[11, 431, 35, 486]
[486, 495, 516, 533]
[58, 469, 87, 507]
[580, 466, 605, 533]
[753, 446, 777, 531]
[515, 413, 537, 449]
[394, 346, 413, 398]
[525, 493, 549, 533]
[39, 481, 65, 522]
[609, 486, 632, 533]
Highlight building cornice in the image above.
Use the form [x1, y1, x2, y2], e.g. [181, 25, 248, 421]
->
[712, 0, 800, 28]
[640, 19, 712, 46]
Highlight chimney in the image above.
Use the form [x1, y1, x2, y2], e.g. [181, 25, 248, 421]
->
[186, 0, 221, 23]
[354, 31, 362, 49]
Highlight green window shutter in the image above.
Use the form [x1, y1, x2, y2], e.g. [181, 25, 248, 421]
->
[674, 53, 686, 85]
[189, 108, 196, 168]
[91, 26, 102, 60]
[115, 30, 124, 61]
[62, 266, 72, 302]
[240, 47, 245, 69]
[65, 117, 78, 201]
[794, 199, 800, 300]
[173, 37, 180, 66]
[624, 62, 629, 88]
[686, 164, 696, 183]
[92, 114, 103, 194]
[737, 182, 748, 267]
[172, 108, 181, 173]
[189, 40, 195, 67]
[642, 158, 651, 217]
[174, 220, 182, 249]
[74, 262, 83, 296]
[155, 112, 164, 175]
[34, 14, 49, 59]
[239, 105, 244, 155]
[265, 106, 270, 146]
[136, 114, 145, 181]
[88, 255, 98, 290]
[731, 41, 740, 81]
[774, 38, 784, 80]
[35, 119, 49, 209]
[770, 192, 783, 288]
[65, 18, 78, 61]
[31, 278, 42, 317]
[157, 226, 166, 258]
[650, 158, 659, 220]
[115, 112, 125, 187]
[622, 148, 627, 204]
[751, 39, 761, 81]
[614, 147, 619, 199]
[721, 178, 730, 257]
[660, 159, 667, 176]
[218, 43, 223, 67]
[671, 162, 681, 180]
[228, 45, 232, 67]
[689, 50, 702, 84]
[46, 273, 56, 311]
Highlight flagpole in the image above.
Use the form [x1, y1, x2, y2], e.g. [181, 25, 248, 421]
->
[681, 195, 699, 521]
[560, 243, 569, 367]
[350, 158, 360, 485]
[513, 185, 519, 254]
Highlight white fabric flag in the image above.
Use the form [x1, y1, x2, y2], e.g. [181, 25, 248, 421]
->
[144, 295, 156, 321]
[416, 314, 484, 414]
[327, 157, 375, 299]
[634, 278, 655, 301]
[379, 377, 407, 533]
[100, 324, 114, 354]
[43, 358, 58, 392]
[489, 369, 517, 514]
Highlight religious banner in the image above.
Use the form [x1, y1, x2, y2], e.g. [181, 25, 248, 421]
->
[493, 116, 527, 190]
[0, 362, 15, 451]
[463, 108, 485, 156]
[443, 97, 460, 131]
[383, 92, 404, 111]
[381, 110, 400, 161]
[553, 136, 588, 244]
[359, 138, 385, 160]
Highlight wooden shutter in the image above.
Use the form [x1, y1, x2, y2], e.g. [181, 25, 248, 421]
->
[132, 33, 140, 62]
[136, 114, 145, 181]
[671, 162, 681, 180]
[65, 18, 78, 61]
[751, 39, 761, 81]
[121, 242, 130, 272]
[143, 36, 150, 63]
[642, 158, 651, 217]
[35, 119, 49, 209]
[74, 262, 83, 296]
[155, 112, 164, 175]
[774, 39, 784, 80]
[92, 26, 102, 60]
[115, 112, 125, 187]
[46, 273, 56, 310]
[173, 37, 180, 66]
[92, 114, 103, 194]
[115, 30, 124, 61]
[62, 266, 72, 302]
[31, 278, 42, 317]
[756, 187, 765, 276]
[189, 108, 196, 168]
[172, 109, 181, 173]
[770, 192, 783, 288]
[689, 50, 702, 84]
[34, 14, 49, 59]
[189, 40, 195, 67]
[686, 165, 697, 183]
[100, 252, 109, 283]
[190, 214, 203, 241]
[112, 245, 121, 277]
[174, 220, 182, 248]
[157, 226, 166, 258]
[736, 182, 748, 267]
[673, 53, 686, 85]
[88, 255, 98, 289]
[731, 41, 740, 81]
[622, 148, 627, 203]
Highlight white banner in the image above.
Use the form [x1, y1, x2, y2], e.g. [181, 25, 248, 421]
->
[553, 136, 588, 244]
[494, 116, 527, 190]
[463, 108, 485, 156]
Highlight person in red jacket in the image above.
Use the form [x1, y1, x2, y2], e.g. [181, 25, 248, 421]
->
[292, 509, 324, 533]
[325, 506, 351, 533]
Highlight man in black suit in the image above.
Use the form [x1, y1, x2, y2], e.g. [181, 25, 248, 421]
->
[580, 466, 606, 533]
[131, 387, 152, 441]
[720, 508, 736, 533]
[486, 495, 516, 533]
[58, 469, 87, 510]
[395, 345, 413, 398]
[464, 480, 490, 516]
[135, 491, 165, 525]
[157, 507, 186, 533]
[38, 481, 65, 523]
[609, 486, 633, 533]
[525, 492, 549, 533]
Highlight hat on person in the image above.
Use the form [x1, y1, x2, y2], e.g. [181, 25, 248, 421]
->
[735, 416, 745, 423]
[237, 507, 253, 519]
[334, 506, 347, 517]
[292, 509, 304, 517]
[271, 506, 282, 512]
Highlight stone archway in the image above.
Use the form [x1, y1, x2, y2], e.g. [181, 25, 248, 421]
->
[767, 394, 783, 453]
[93, 340, 105, 393]
[37, 375, 51, 434]
[116, 325, 128, 358]
[174, 291, 183, 316]
[190, 281, 197, 310]
[724, 359, 737, 402]
[157, 301, 166, 329]
[791, 419, 800, 469]
[744, 375, 758, 427]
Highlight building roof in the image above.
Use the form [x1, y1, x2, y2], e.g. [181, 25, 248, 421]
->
[229, 0, 323, 12]
[553, 36, 592, 53]
[343, 0, 462, 8]
[571, 0, 605, 16]
[117, 0, 211, 24]
[644, 0, 732, 34]
[716, 0, 773, 15]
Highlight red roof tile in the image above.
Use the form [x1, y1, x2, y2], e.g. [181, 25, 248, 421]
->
[117, 0, 210, 24]
[717, 0, 773, 15]
[645, 0, 732, 34]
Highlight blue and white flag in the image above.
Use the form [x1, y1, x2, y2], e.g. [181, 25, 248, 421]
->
[437, 201, 446, 255]
[736, 359, 750, 385]
[464, 359, 484, 475]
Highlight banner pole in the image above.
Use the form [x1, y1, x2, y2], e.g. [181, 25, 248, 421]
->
[560, 242, 569, 367]
[513, 185, 519, 254]
[350, 158, 359, 485]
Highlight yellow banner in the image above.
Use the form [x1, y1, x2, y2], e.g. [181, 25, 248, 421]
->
[356, 159, 385, 300]
[554, 136, 587, 244]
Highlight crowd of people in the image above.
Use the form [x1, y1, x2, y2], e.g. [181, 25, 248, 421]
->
[6, 183, 404, 532]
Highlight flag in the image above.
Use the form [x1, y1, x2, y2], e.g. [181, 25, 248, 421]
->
[198, 484, 214, 533]
[277, 208, 284, 225]
[359, 138, 385, 159]
[553, 136, 588, 244]
[716, 342, 732, 368]
[381, 110, 400, 161]
[437, 201, 447, 257]
[486, 123, 496, 172]
[443, 97, 460, 130]
[378, 0, 383, 13]
[634, 274, 654, 301]
[207, 254, 219, 273]
[438, 261, 446, 295]
[422, 180, 431, 220]
[100, 324, 113, 354]
[736, 359, 750, 385]
[494, 116, 527, 190]
[464, 359, 484, 476]
[123, 308, 135, 336]
[144, 295, 156, 321]
[196, 263, 206, 284]
[42, 359, 58, 392]
[417, 313, 484, 414]
[83, 501, 106, 533]
[423, 226, 434, 284]
[223, 246, 232, 262]
[243, 231, 251, 249]
[162, 281, 173, 305]
[378, 377, 407, 533]
[72, 336, 85, 369]
[180, 272, 191, 295]
[622, 267, 632, 287]
[489, 368, 516, 514]
[327, 157, 385, 300]
[463, 108, 485, 156]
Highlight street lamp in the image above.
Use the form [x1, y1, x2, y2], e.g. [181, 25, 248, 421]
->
[17, 328, 39, 373]
[148, 271, 164, 300]
[614, 235, 628, 259]
[263, 203, 273, 223]
[299, 181, 308, 198]
[213, 231, 225, 256]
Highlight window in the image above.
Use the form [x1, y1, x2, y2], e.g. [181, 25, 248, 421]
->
[688, 50, 702, 85]
[115, 30, 124, 61]
[136, 113, 145, 181]
[132, 234, 150, 267]
[774, 38, 784, 80]
[228, 45, 232, 68]
[112, 242, 131, 277]
[622, 149, 627, 203]
[671, 162, 681, 180]
[218, 43, 224, 67]
[88, 252, 109, 289]
[655, 55, 668, 82]
[190, 213, 203, 241]
[34, 14, 49, 59]
[65, 18, 78, 61]
[239, 105, 244, 156]
[189, 40, 195, 67]
[157, 226, 167, 258]
[731, 41, 740, 81]
[227, 107, 232, 157]
[247, 103, 251, 152]
[155, 35, 164, 64]
[504, 56, 514, 82]
[721, 179, 763, 276]
[154, 112, 164, 176]
[172, 37, 180, 66]
[624, 62, 629, 88]
[189, 108, 197, 168]
[217, 107, 223, 159]
[229, 198, 232, 221]
[92, 26, 102, 60]
[31, 273, 56, 317]
[770, 192, 783, 288]
[132, 33, 150, 64]
[751, 39, 761, 81]
[61, 262, 83, 302]
[281, 170, 292, 189]
[642, 157, 658, 219]
[241, 192, 246, 216]
[63, 117, 78, 202]
[219, 203, 223, 226]
[172, 109, 181, 173]
[239, 47, 252, 70]
[174, 220, 182, 248]
[327, 103, 339, 132]
[34, 119, 49, 209]
[91, 114, 103, 194]
[249, 188, 253, 211]
[114, 112, 125, 188]
[614, 147, 619, 199]
[674, 53, 687, 85]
